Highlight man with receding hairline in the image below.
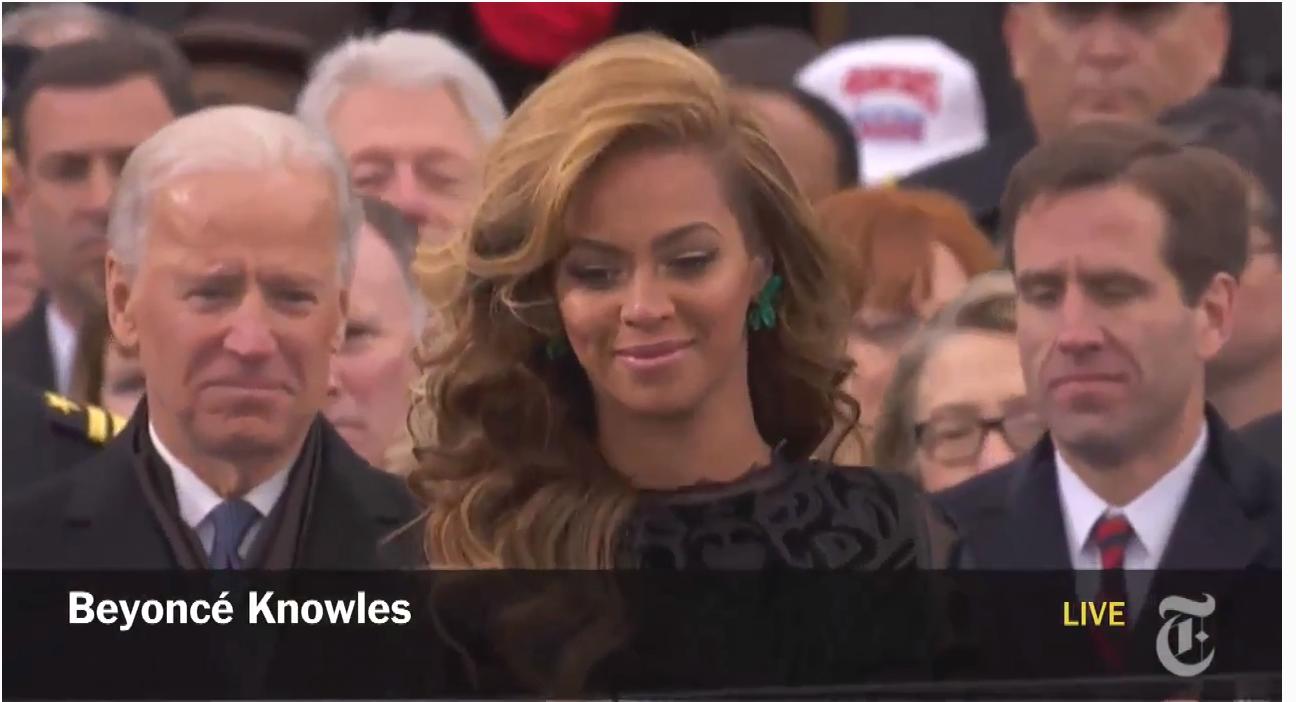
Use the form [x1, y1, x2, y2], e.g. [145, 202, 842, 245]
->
[937, 121, 1277, 585]
[5, 106, 420, 571]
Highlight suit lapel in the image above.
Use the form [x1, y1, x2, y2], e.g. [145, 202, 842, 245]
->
[978, 441, 1073, 570]
[62, 436, 178, 568]
[3, 296, 56, 391]
[1159, 411, 1269, 571]
[296, 424, 417, 569]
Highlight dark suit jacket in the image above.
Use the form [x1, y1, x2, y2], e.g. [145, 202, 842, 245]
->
[1236, 411, 1280, 469]
[934, 406, 1279, 571]
[3, 295, 57, 393]
[3, 411, 447, 698]
[902, 129, 1036, 239]
[932, 407, 1280, 687]
[3, 411, 424, 570]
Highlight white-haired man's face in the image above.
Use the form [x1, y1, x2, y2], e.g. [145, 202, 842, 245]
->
[106, 166, 348, 470]
[328, 83, 484, 243]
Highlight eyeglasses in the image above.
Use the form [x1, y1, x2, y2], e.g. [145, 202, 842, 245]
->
[914, 409, 1045, 466]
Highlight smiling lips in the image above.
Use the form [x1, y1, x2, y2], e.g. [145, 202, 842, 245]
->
[615, 339, 692, 371]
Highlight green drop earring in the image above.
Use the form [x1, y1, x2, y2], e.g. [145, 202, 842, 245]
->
[746, 274, 783, 332]
[545, 336, 569, 360]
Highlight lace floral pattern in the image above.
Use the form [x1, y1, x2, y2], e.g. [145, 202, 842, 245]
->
[619, 459, 923, 569]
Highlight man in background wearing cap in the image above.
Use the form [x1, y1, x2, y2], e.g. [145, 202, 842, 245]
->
[170, 3, 373, 112]
[1161, 88, 1283, 465]
[4, 32, 195, 394]
[297, 30, 506, 244]
[700, 27, 859, 204]
[906, 3, 1230, 236]
[1, 2, 120, 48]
[796, 36, 989, 188]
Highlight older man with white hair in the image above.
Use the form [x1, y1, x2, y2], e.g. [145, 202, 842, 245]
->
[1, 2, 120, 48]
[297, 30, 506, 242]
[4, 106, 421, 571]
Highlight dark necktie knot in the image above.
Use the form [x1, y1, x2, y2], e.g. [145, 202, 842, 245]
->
[208, 499, 260, 570]
[1091, 513, 1133, 568]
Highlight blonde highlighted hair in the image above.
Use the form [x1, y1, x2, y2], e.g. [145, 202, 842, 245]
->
[410, 34, 858, 568]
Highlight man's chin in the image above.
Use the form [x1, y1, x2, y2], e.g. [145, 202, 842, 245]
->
[196, 421, 304, 459]
[1049, 419, 1131, 468]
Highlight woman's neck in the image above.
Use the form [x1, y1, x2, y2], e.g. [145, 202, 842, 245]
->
[597, 386, 770, 491]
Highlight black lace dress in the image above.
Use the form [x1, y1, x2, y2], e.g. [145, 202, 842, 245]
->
[618, 452, 954, 569]
[435, 455, 963, 696]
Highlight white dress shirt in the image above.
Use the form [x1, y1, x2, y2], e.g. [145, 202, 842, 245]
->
[1055, 422, 1207, 613]
[149, 422, 291, 560]
[45, 303, 78, 395]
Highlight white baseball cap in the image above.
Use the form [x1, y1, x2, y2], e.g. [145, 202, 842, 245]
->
[797, 36, 988, 185]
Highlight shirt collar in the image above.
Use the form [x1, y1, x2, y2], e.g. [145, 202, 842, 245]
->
[148, 421, 292, 528]
[45, 302, 78, 395]
[1055, 421, 1208, 566]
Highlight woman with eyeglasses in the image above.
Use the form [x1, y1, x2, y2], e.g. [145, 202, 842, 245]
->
[873, 272, 1043, 492]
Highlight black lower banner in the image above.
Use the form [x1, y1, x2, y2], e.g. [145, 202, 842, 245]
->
[3, 570, 1280, 699]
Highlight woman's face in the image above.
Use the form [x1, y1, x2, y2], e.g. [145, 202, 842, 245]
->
[555, 147, 766, 419]
[911, 330, 1039, 493]
[101, 342, 145, 419]
[846, 241, 970, 431]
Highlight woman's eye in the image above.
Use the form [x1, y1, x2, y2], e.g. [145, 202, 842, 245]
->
[669, 251, 716, 275]
[566, 264, 620, 289]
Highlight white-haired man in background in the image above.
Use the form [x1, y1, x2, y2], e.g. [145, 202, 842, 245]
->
[5, 106, 420, 571]
[297, 30, 506, 242]
[1, 2, 120, 48]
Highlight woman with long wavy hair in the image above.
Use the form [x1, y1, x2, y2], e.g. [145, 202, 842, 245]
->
[410, 34, 953, 571]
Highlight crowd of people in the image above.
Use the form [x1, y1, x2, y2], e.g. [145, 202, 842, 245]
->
[0, 0, 1280, 667]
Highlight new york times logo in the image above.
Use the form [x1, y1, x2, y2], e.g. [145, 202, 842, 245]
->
[1156, 594, 1215, 677]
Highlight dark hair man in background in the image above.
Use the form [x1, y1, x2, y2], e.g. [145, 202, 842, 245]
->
[938, 122, 1278, 588]
[700, 27, 860, 203]
[4, 31, 196, 394]
[1159, 88, 1282, 464]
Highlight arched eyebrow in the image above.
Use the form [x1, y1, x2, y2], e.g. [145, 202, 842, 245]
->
[567, 222, 719, 256]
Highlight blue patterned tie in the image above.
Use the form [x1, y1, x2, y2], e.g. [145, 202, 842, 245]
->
[208, 499, 261, 570]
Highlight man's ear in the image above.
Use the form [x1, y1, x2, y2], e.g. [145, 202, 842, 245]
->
[1195, 271, 1238, 362]
[1002, 5, 1029, 81]
[1201, 3, 1231, 83]
[105, 253, 139, 351]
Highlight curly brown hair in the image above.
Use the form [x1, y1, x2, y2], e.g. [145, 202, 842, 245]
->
[409, 34, 859, 569]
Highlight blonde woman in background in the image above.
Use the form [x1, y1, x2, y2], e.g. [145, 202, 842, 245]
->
[411, 34, 953, 571]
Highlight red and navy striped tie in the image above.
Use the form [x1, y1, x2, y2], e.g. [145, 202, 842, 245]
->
[1089, 513, 1133, 670]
